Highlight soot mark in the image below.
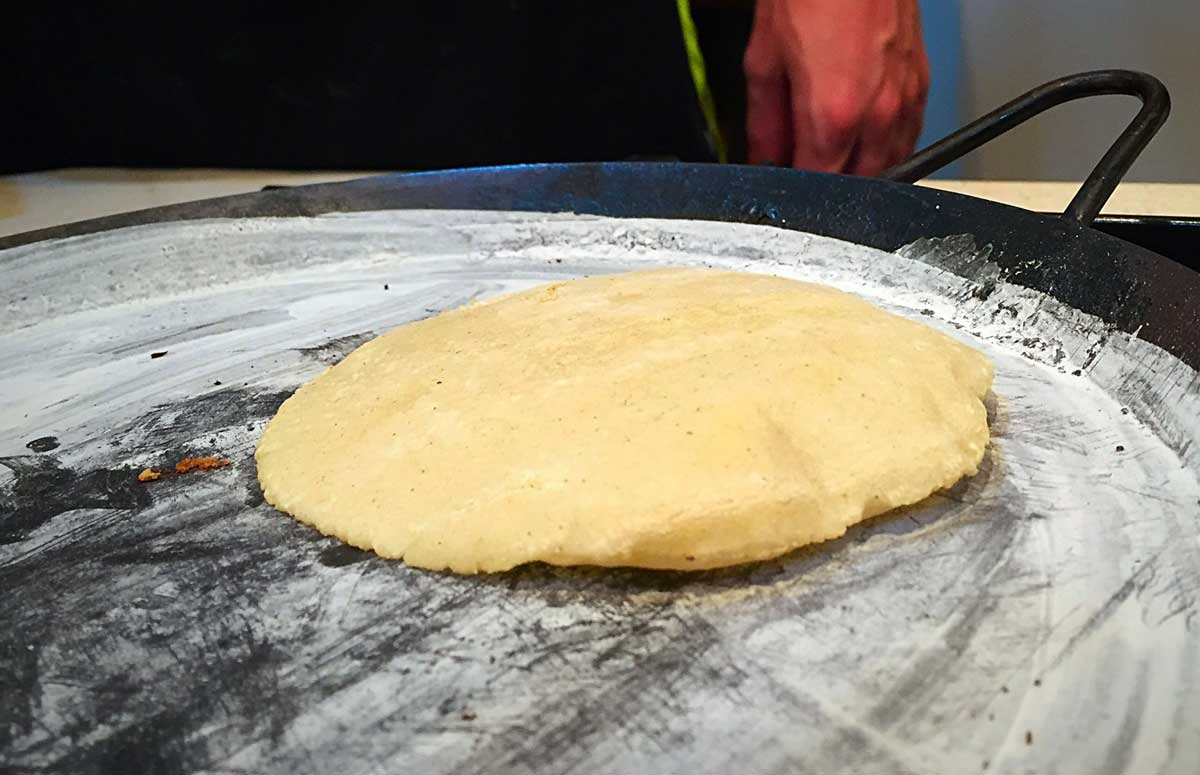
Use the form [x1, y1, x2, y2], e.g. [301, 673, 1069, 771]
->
[457, 611, 723, 775]
[25, 436, 60, 452]
[99, 541, 229, 567]
[3, 388, 293, 545]
[318, 543, 374, 568]
[1101, 660, 1150, 774]
[0, 455, 150, 544]
[0, 636, 39, 752]
[297, 332, 375, 366]
[114, 388, 293, 454]
[56, 709, 195, 775]
[244, 474, 265, 508]
[1048, 555, 1159, 670]
[48, 626, 297, 775]
[898, 234, 1001, 296]
[108, 308, 294, 357]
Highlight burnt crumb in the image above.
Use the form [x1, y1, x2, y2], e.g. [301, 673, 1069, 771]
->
[1025, 730, 1033, 745]
[213, 380, 223, 386]
[920, 308, 935, 316]
[150, 351, 168, 359]
[1115, 445, 1125, 452]
[461, 710, 477, 721]
[175, 456, 230, 474]
[383, 283, 389, 290]
[1120, 407, 1129, 415]
[1071, 369, 1082, 376]
[25, 436, 60, 453]
[554, 258, 563, 264]
[1033, 678, 1042, 687]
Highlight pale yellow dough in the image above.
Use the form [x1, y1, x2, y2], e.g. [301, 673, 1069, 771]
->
[256, 268, 993, 574]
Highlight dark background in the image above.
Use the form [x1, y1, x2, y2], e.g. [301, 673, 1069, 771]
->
[2, 3, 754, 173]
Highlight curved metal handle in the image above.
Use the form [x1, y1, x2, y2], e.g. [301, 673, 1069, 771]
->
[880, 70, 1171, 225]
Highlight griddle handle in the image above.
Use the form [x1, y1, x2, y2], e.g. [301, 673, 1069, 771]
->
[879, 70, 1171, 226]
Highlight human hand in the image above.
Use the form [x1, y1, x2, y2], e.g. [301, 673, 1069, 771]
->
[743, 0, 930, 175]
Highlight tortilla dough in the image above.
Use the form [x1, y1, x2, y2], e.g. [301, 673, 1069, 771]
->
[256, 268, 993, 573]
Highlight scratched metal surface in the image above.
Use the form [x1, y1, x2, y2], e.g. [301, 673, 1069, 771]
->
[2, 211, 1199, 775]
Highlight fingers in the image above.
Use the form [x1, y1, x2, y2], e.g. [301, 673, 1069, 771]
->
[849, 42, 930, 175]
[744, 0, 932, 176]
[847, 85, 902, 177]
[791, 85, 861, 173]
[743, 28, 792, 165]
[745, 67, 793, 165]
[894, 45, 931, 164]
[891, 16, 931, 167]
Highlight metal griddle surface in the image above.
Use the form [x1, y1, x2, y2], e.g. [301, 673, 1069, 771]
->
[2, 210, 1198, 775]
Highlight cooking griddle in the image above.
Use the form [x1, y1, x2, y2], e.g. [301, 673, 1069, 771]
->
[2, 208, 1198, 775]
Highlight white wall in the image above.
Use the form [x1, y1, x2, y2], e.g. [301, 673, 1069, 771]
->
[958, 0, 1198, 181]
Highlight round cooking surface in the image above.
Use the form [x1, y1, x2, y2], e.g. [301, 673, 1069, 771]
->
[2, 210, 1197, 774]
